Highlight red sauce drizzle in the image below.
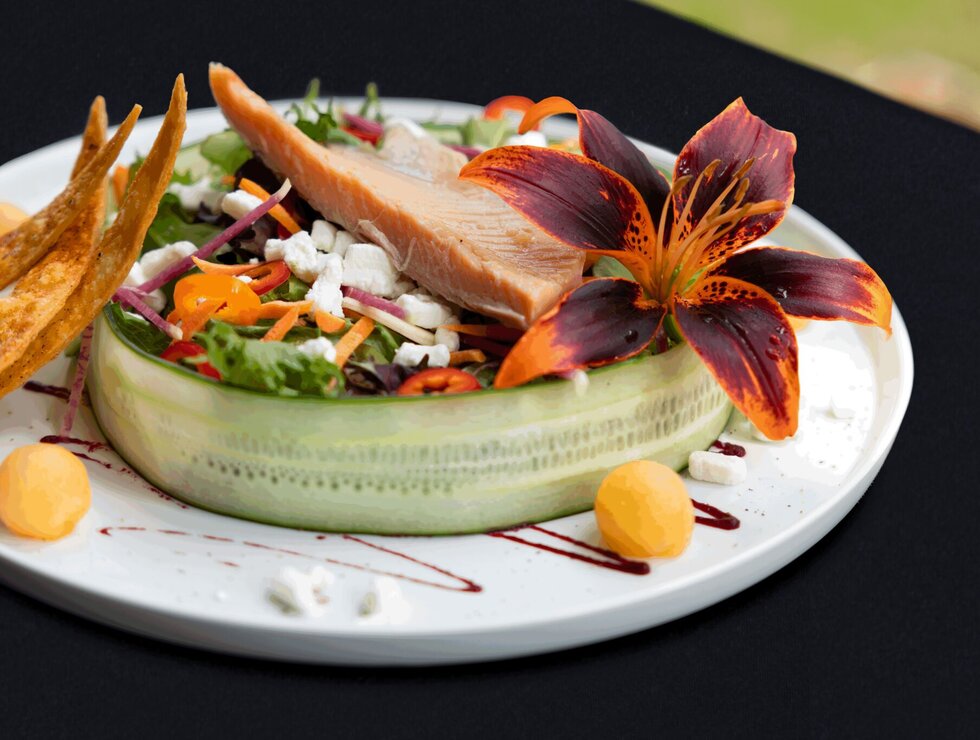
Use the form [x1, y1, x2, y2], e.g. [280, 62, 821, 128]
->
[692, 499, 741, 530]
[487, 524, 651, 575]
[99, 527, 482, 593]
[23, 381, 87, 404]
[711, 440, 747, 457]
[39, 434, 110, 453]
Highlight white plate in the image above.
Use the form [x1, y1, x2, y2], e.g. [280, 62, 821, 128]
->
[0, 98, 913, 665]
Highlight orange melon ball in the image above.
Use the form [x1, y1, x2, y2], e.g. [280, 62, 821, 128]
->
[0, 443, 91, 540]
[595, 460, 694, 558]
[0, 202, 28, 237]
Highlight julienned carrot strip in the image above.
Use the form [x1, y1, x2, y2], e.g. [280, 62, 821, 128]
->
[111, 164, 129, 205]
[238, 178, 301, 234]
[334, 317, 375, 368]
[191, 256, 256, 276]
[262, 305, 303, 342]
[449, 349, 486, 365]
[315, 310, 346, 333]
[254, 300, 313, 320]
[180, 298, 225, 340]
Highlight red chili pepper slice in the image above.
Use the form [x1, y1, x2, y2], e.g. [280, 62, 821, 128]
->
[396, 368, 481, 396]
[160, 341, 222, 380]
[245, 259, 291, 295]
[341, 125, 382, 146]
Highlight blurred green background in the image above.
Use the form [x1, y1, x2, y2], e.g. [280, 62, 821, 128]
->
[643, 0, 980, 129]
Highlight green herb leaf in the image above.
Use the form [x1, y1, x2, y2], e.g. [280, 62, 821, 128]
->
[142, 193, 223, 255]
[261, 275, 311, 303]
[461, 117, 514, 148]
[200, 129, 253, 175]
[358, 82, 381, 120]
[353, 324, 400, 364]
[105, 302, 172, 356]
[196, 322, 344, 398]
[418, 121, 465, 146]
[592, 256, 636, 280]
[231, 319, 323, 342]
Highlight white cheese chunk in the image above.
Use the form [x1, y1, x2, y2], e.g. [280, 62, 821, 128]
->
[342, 242, 400, 297]
[393, 342, 451, 368]
[505, 130, 549, 147]
[305, 276, 345, 318]
[122, 262, 166, 312]
[395, 292, 455, 329]
[317, 252, 344, 285]
[358, 576, 413, 625]
[220, 189, 264, 220]
[263, 231, 322, 283]
[434, 315, 460, 352]
[688, 451, 747, 486]
[268, 566, 336, 617]
[391, 275, 417, 298]
[139, 240, 197, 281]
[234, 274, 253, 284]
[332, 230, 356, 258]
[310, 219, 338, 252]
[169, 179, 225, 212]
[297, 336, 337, 363]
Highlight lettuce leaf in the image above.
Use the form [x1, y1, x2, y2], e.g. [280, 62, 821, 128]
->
[261, 275, 310, 303]
[200, 130, 253, 175]
[196, 321, 344, 398]
[461, 117, 514, 148]
[105, 302, 172, 356]
[142, 193, 223, 255]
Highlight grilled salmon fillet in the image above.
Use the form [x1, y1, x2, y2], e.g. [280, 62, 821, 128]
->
[209, 64, 584, 328]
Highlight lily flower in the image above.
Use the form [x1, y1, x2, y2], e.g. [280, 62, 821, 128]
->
[459, 97, 892, 439]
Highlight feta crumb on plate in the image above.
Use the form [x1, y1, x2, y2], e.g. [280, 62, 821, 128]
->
[434, 316, 460, 352]
[168, 179, 225, 212]
[393, 342, 451, 368]
[331, 230, 356, 258]
[297, 336, 337, 363]
[342, 242, 400, 297]
[395, 292, 454, 329]
[306, 274, 345, 318]
[310, 219, 338, 252]
[268, 566, 336, 617]
[220, 189, 264, 220]
[263, 231, 324, 283]
[139, 240, 197, 281]
[359, 576, 413, 625]
[688, 450, 747, 485]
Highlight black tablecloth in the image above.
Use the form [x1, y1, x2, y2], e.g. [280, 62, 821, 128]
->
[1, 1, 977, 735]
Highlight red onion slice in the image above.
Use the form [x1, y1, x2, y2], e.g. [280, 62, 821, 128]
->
[59, 324, 93, 436]
[341, 286, 407, 320]
[342, 112, 384, 138]
[138, 179, 292, 294]
[114, 287, 181, 341]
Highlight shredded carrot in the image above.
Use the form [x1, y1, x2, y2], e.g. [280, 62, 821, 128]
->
[191, 256, 256, 276]
[238, 178, 301, 234]
[333, 317, 375, 368]
[180, 298, 225, 340]
[254, 300, 313, 320]
[262, 305, 303, 342]
[111, 165, 129, 205]
[220, 174, 236, 186]
[449, 349, 486, 365]
[315, 310, 347, 334]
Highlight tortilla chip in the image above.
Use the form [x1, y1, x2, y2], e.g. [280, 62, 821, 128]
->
[0, 76, 187, 398]
[0, 103, 141, 289]
[0, 97, 108, 375]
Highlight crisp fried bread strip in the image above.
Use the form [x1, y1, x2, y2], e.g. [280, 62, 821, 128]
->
[0, 103, 141, 289]
[0, 97, 108, 374]
[0, 76, 187, 398]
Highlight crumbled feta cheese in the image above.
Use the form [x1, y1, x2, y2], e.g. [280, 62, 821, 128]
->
[139, 240, 197, 281]
[168, 179, 225, 212]
[434, 315, 460, 352]
[393, 342, 451, 367]
[310, 219, 338, 252]
[830, 390, 860, 419]
[505, 130, 549, 147]
[342, 242, 400, 297]
[318, 252, 344, 285]
[306, 276, 344, 318]
[123, 259, 165, 312]
[688, 451, 747, 485]
[390, 275, 417, 298]
[331, 230, 356, 257]
[359, 576, 413, 625]
[220, 189, 264, 220]
[268, 566, 336, 617]
[297, 336, 337, 363]
[395, 292, 455, 329]
[263, 231, 322, 283]
[384, 117, 429, 139]
[234, 274, 253, 284]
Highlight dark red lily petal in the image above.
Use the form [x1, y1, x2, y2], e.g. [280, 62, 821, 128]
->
[495, 278, 664, 389]
[673, 276, 799, 439]
[711, 247, 892, 332]
[674, 98, 796, 265]
[519, 97, 671, 221]
[460, 147, 658, 284]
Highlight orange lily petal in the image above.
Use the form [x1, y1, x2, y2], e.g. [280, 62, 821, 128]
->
[460, 147, 659, 286]
[495, 278, 664, 389]
[710, 247, 892, 333]
[673, 276, 799, 439]
[674, 98, 796, 265]
[484, 95, 537, 125]
[519, 97, 671, 219]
